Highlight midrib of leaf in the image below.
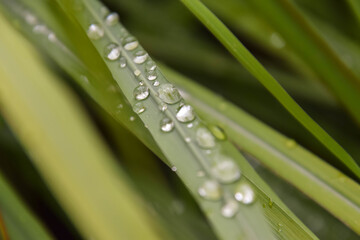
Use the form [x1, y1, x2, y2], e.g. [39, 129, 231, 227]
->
[180, 0, 360, 180]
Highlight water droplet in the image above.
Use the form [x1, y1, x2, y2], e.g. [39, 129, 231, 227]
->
[133, 102, 146, 114]
[158, 84, 182, 104]
[209, 125, 226, 140]
[24, 12, 37, 25]
[130, 116, 135, 121]
[33, 24, 49, 34]
[234, 183, 255, 205]
[211, 156, 241, 183]
[198, 180, 221, 201]
[171, 166, 177, 172]
[146, 70, 157, 81]
[119, 57, 127, 68]
[105, 12, 119, 26]
[133, 86, 149, 100]
[87, 24, 104, 40]
[133, 51, 148, 64]
[104, 43, 121, 60]
[185, 137, 191, 143]
[285, 139, 297, 149]
[221, 200, 239, 218]
[48, 32, 57, 42]
[187, 123, 194, 128]
[159, 102, 167, 112]
[160, 118, 174, 132]
[145, 60, 157, 71]
[196, 127, 216, 148]
[153, 80, 160, 86]
[139, 81, 144, 86]
[176, 105, 195, 123]
[123, 36, 139, 51]
[197, 170, 205, 177]
[134, 69, 141, 77]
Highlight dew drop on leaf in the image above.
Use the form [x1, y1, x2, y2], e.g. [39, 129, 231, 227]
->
[196, 127, 216, 148]
[158, 83, 182, 104]
[104, 43, 121, 61]
[119, 57, 127, 68]
[105, 12, 119, 26]
[211, 155, 241, 183]
[160, 117, 175, 132]
[133, 102, 146, 114]
[198, 180, 222, 201]
[176, 105, 195, 122]
[123, 36, 139, 51]
[133, 50, 148, 64]
[87, 24, 104, 40]
[221, 200, 239, 218]
[145, 60, 157, 72]
[146, 70, 157, 81]
[133, 86, 149, 100]
[234, 183, 255, 205]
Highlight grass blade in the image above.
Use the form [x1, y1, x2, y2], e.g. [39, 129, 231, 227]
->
[0, 172, 53, 240]
[0, 13, 167, 240]
[180, 0, 360, 179]
[162, 65, 360, 235]
[347, 0, 360, 23]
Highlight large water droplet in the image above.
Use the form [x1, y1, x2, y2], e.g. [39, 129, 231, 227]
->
[146, 70, 157, 81]
[104, 43, 121, 61]
[196, 127, 216, 148]
[234, 183, 255, 205]
[133, 51, 148, 64]
[87, 24, 104, 40]
[160, 118, 174, 132]
[105, 12, 119, 26]
[221, 200, 239, 218]
[158, 84, 182, 104]
[133, 86, 149, 100]
[133, 102, 146, 114]
[123, 36, 139, 51]
[145, 60, 157, 71]
[119, 57, 127, 68]
[198, 180, 221, 201]
[176, 105, 195, 122]
[211, 156, 241, 183]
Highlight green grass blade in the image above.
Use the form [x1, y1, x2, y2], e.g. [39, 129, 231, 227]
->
[162, 65, 360, 235]
[179, 0, 360, 179]
[0, 172, 53, 240]
[347, 0, 360, 23]
[0, 13, 167, 240]
[3, 1, 319, 238]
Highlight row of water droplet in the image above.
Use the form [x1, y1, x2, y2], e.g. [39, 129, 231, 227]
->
[85, 6, 257, 219]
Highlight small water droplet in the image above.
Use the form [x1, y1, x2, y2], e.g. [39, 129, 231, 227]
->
[212, 155, 241, 183]
[153, 80, 160, 86]
[159, 102, 167, 111]
[119, 57, 127, 68]
[48, 32, 57, 42]
[130, 116, 135, 121]
[234, 183, 255, 205]
[139, 81, 144, 86]
[146, 70, 157, 81]
[198, 180, 221, 201]
[104, 43, 121, 60]
[209, 125, 227, 140]
[176, 105, 195, 123]
[24, 12, 37, 25]
[145, 60, 157, 71]
[87, 24, 104, 40]
[185, 137, 191, 143]
[196, 127, 216, 148]
[105, 12, 119, 26]
[197, 170, 205, 177]
[221, 200, 239, 218]
[123, 36, 139, 51]
[160, 118, 174, 132]
[171, 166, 177, 172]
[133, 86, 149, 100]
[133, 50, 148, 64]
[187, 123, 194, 128]
[134, 69, 141, 76]
[133, 102, 146, 114]
[285, 139, 297, 149]
[158, 83, 182, 104]
[33, 24, 49, 34]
